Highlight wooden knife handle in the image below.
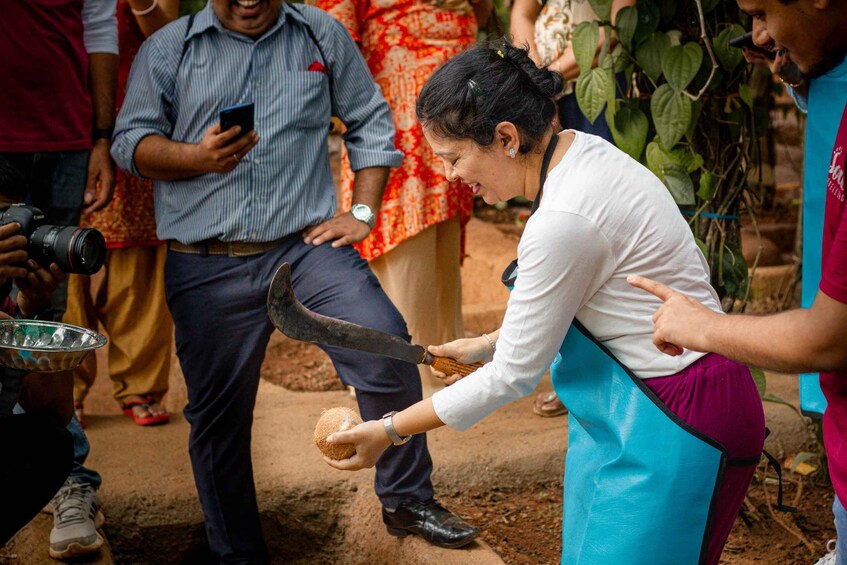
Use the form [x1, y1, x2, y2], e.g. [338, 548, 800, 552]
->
[426, 354, 484, 377]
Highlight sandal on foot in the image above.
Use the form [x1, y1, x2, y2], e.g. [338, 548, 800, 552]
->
[533, 392, 568, 417]
[122, 396, 170, 426]
[74, 402, 86, 429]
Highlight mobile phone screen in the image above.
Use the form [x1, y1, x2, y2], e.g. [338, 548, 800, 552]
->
[220, 102, 255, 141]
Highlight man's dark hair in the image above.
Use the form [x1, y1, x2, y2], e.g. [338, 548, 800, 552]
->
[416, 42, 563, 154]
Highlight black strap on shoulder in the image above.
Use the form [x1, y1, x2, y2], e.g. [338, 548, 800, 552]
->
[531, 132, 559, 214]
[287, 4, 334, 103]
[180, 13, 197, 67]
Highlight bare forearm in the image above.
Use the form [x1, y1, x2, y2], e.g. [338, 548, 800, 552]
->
[135, 135, 207, 180]
[89, 53, 119, 130]
[705, 303, 847, 373]
[351, 167, 389, 211]
[392, 397, 446, 438]
[509, 1, 541, 64]
[128, 0, 179, 37]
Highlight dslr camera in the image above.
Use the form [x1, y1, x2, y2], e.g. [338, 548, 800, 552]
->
[0, 204, 106, 275]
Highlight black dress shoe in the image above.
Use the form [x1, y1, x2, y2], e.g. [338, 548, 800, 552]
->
[383, 499, 480, 549]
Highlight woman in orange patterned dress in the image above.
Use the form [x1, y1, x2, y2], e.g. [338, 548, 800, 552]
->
[317, 0, 487, 395]
[63, 0, 178, 427]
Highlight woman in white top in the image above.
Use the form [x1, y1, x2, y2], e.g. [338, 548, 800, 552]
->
[324, 42, 765, 565]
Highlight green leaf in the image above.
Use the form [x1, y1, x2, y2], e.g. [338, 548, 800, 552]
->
[715, 243, 749, 298]
[646, 139, 701, 175]
[739, 84, 754, 108]
[651, 83, 692, 148]
[608, 106, 649, 160]
[573, 21, 601, 76]
[633, 1, 660, 45]
[685, 99, 703, 140]
[636, 32, 670, 83]
[662, 163, 695, 205]
[762, 392, 802, 417]
[614, 5, 638, 51]
[575, 68, 613, 124]
[714, 24, 746, 72]
[662, 42, 703, 93]
[701, 0, 719, 13]
[749, 366, 766, 397]
[611, 43, 632, 74]
[694, 237, 708, 258]
[697, 170, 718, 200]
[588, 0, 612, 22]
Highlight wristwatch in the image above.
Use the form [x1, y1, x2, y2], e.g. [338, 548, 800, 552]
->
[91, 128, 114, 143]
[351, 203, 376, 229]
[382, 411, 412, 446]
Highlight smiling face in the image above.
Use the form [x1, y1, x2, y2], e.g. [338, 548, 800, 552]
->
[211, 0, 282, 39]
[737, 0, 846, 78]
[423, 126, 525, 205]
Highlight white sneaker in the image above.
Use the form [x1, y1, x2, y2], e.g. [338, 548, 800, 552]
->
[813, 539, 838, 565]
[48, 479, 105, 560]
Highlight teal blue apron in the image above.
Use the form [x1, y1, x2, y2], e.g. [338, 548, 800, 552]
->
[501, 133, 729, 562]
[552, 322, 724, 563]
[504, 254, 727, 562]
[797, 68, 847, 417]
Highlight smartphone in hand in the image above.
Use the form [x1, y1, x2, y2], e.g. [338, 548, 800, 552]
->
[728, 31, 775, 60]
[220, 102, 255, 141]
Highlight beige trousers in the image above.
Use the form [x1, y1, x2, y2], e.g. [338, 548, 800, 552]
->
[64, 244, 173, 406]
[369, 216, 464, 397]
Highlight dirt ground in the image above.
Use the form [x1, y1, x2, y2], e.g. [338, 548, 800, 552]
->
[4, 109, 835, 565]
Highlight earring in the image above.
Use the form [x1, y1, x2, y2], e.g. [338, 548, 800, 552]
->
[509, 147, 516, 159]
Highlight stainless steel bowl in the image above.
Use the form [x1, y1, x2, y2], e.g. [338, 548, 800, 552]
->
[0, 320, 107, 372]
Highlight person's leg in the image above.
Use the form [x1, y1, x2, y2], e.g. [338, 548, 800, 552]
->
[63, 273, 99, 420]
[0, 411, 73, 546]
[369, 223, 444, 396]
[434, 216, 464, 345]
[165, 250, 274, 565]
[277, 241, 479, 548]
[101, 245, 172, 420]
[834, 496, 847, 565]
[282, 241, 435, 506]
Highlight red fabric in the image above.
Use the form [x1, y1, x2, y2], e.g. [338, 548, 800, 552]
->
[316, 0, 476, 261]
[308, 61, 329, 74]
[820, 103, 847, 505]
[0, 0, 92, 152]
[81, 4, 160, 247]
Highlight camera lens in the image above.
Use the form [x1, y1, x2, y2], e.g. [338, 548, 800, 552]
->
[29, 225, 106, 275]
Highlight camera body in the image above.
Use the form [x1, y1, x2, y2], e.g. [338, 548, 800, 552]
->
[0, 204, 106, 275]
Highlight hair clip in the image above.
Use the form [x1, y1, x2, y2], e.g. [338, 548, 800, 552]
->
[467, 79, 482, 97]
[496, 49, 505, 59]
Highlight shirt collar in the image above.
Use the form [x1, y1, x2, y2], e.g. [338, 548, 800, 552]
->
[187, 2, 291, 43]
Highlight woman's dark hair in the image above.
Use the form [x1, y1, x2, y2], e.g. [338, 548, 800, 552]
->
[416, 40, 563, 154]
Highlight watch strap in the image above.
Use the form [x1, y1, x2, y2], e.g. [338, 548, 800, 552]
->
[382, 411, 412, 446]
[92, 128, 114, 143]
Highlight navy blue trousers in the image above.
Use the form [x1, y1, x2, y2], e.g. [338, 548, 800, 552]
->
[164, 238, 434, 564]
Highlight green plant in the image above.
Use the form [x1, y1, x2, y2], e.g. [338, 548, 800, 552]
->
[572, 0, 764, 307]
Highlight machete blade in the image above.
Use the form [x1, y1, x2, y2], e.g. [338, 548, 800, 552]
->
[267, 263, 426, 365]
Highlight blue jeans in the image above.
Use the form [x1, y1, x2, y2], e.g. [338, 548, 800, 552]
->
[834, 496, 847, 564]
[165, 238, 434, 564]
[0, 150, 100, 490]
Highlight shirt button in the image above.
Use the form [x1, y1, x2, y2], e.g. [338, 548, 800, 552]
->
[254, 158, 260, 164]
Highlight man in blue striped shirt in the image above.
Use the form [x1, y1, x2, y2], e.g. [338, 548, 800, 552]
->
[112, 1, 479, 561]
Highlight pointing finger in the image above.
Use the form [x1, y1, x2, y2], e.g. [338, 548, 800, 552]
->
[627, 275, 676, 302]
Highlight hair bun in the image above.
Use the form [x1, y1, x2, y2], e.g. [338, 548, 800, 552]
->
[499, 42, 563, 98]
